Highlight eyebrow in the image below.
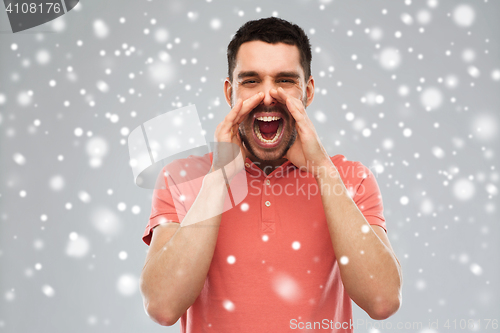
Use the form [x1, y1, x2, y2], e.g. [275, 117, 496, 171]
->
[237, 71, 259, 80]
[237, 71, 301, 80]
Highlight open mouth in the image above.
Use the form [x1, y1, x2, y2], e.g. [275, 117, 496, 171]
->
[252, 114, 285, 148]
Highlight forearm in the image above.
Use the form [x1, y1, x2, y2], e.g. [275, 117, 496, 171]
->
[141, 170, 229, 321]
[315, 165, 402, 318]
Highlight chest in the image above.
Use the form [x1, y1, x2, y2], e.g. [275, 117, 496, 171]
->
[214, 175, 335, 271]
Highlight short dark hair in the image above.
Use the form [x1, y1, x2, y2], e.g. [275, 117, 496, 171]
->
[227, 17, 312, 83]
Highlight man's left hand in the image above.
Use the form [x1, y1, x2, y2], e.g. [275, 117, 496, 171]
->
[270, 87, 335, 178]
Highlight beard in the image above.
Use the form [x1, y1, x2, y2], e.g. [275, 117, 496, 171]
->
[232, 95, 307, 162]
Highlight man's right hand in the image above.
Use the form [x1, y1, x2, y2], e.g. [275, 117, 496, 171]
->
[141, 92, 265, 326]
[212, 92, 264, 179]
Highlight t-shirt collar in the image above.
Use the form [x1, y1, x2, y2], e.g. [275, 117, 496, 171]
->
[244, 157, 297, 178]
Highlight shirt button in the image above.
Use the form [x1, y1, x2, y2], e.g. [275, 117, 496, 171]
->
[245, 163, 251, 168]
[265, 201, 271, 207]
[265, 179, 271, 185]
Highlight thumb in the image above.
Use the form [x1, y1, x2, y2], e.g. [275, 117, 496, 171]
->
[231, 127, 246, 160]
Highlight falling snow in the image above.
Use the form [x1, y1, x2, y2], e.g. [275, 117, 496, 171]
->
[273, 273, 301, 302]
[0, 0, 498, 331]
[223, 299, 235, 311]
[116, 274, 139, 296]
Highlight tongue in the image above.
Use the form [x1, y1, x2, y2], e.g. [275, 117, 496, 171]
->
[258, 120, 280, 139]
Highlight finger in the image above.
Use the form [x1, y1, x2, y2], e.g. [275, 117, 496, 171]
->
[268, 88, 285, 104]
[232, 126, 242, 145]
[234, 91, 264, 124]
[274, 87, 307, 123]
[219, 91, 265, 143]
[269, 87, 305, 119]
[230, 124, 239, 138]
[219, 98, 243, 136]
[227, 123, 246, 162]
[224, 98, 243, 125]
[221, 92, 263, 135]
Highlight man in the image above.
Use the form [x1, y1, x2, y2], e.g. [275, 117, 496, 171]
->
[140, 17, 402, 332]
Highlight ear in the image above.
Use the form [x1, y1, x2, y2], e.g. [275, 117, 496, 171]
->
[224, 78, 232, 107]
[305, 75, 315, 107]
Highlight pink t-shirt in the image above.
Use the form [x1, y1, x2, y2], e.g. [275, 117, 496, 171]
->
[142, 153, 386, 332]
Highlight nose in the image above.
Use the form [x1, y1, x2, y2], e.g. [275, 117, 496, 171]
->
[260, 82, 277, 107]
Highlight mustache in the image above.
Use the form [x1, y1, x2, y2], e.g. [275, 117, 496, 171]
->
[251, 103, 287, 115]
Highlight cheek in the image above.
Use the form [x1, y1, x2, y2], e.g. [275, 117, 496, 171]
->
[233, 90, 252, 104]
[241, 117, 253, 131]
[285, 86, 305, 100]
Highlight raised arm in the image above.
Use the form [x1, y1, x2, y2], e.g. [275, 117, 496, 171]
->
[139, 92, 264, 326]
[269, 86, 402, 320]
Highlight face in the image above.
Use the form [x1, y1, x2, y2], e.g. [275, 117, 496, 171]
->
[224, 41, 314, 162]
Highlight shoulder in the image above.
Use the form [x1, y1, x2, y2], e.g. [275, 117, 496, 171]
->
[329, 154, 375, 192]
[162, 152, 213, 182]
[330, 154, 371, 178]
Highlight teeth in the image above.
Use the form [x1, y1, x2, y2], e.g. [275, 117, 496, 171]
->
[256, 116, 281, 122]
[254, 120, 283, 144]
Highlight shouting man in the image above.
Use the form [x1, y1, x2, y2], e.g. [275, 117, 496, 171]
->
[140, 17, 402, 332]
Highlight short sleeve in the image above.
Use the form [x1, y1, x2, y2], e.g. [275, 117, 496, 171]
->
[142, 153, 214, 246]
[353, 163, 387, 233]
[142, 165, 186, 246]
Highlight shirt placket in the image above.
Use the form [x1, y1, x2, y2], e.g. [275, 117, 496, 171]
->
[261, 174, 275, 234]
[245, 160, 295, 235]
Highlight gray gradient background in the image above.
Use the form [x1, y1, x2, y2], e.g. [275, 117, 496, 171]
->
[0, 0, 499, 332]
